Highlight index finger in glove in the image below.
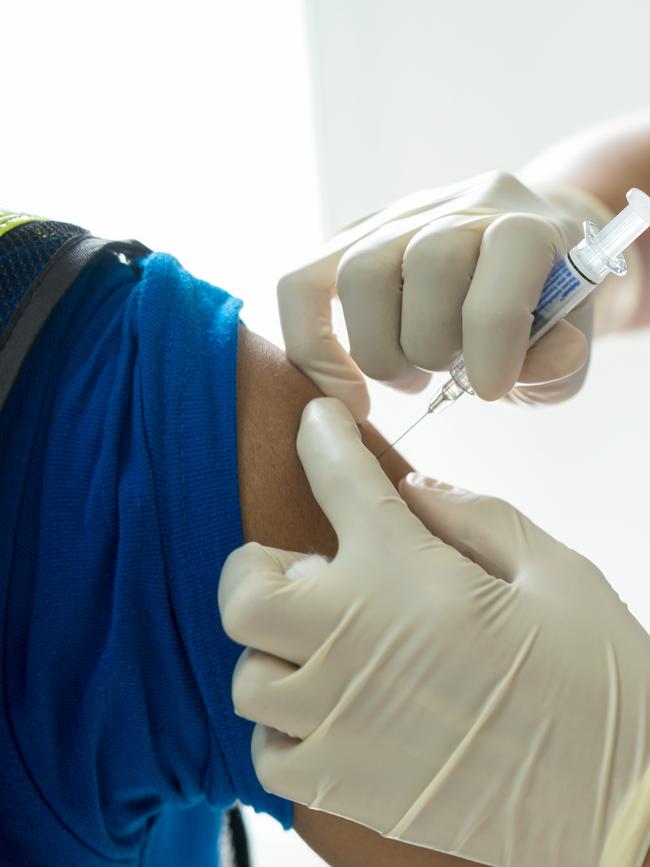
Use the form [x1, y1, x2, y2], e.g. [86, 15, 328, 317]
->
[278, 257, 370, 422]
[297, 397, 438, 550]
[278, 210, 417, 423]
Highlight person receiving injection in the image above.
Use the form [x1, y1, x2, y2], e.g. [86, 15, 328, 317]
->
[219, 109, 650, 867]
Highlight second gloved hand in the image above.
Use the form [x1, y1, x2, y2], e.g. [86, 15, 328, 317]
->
[278, 172, 614, 419]
[219, 397, 650, 867]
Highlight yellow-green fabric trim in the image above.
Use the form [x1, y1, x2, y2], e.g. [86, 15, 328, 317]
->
[0, 211, 48, 240]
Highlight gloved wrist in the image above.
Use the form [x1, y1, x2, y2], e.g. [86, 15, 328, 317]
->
[528, 181, 615, 229]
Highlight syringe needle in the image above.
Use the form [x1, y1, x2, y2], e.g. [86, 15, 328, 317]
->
[377, 408, 432, 460]
[376, 389, 455, 460]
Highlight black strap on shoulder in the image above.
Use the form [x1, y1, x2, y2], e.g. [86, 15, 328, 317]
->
[0, 213, 152, 414]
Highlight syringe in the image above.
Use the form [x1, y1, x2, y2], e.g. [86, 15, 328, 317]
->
[380, 188, 650, 458]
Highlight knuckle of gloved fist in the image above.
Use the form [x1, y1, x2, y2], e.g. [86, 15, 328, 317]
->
[352, 343, 405, 382]
[219, 575, 258, 645]
[402, 328, 459, 372]
[401, 233, 436, 278]
[402, 219, 473, 279]
[479, 170, 525, 202]
[219, 544, 255, 603]
[336, 248, 385, 301]
[484, 211, 554, 247]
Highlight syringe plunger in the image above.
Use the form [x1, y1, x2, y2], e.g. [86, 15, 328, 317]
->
[592, 188, 650, 260]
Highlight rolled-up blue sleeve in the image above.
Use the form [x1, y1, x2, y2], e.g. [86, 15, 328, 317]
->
[0, 249, 291, 866]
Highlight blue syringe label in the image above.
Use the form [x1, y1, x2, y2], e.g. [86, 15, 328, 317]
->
[538, 258, 582, 308]
[531, 257, 584, 336]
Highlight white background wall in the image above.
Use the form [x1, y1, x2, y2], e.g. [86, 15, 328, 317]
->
[3, 1, 650, 865]
[306, 0, 650, 237]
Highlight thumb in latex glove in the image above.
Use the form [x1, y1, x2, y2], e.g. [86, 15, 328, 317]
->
[278, 172, 614, 420]
[219, 397, 650, 867]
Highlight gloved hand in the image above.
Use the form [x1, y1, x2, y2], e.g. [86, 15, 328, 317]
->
[278, 172, 614, 420]
[219, 397, 650, 867]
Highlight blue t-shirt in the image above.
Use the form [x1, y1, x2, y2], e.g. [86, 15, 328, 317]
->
[0, 249, 292, 866]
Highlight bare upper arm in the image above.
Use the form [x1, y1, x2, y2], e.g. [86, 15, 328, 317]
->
[236, 325, 412, 553]
[235, 325, 476, 867]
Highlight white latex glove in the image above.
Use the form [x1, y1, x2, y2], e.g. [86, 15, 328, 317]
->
[278, 172, 615, 420]
[219, 398, 650, 867]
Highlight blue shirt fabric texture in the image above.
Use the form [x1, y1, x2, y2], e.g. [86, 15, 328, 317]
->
[0, 249, 292, 866]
